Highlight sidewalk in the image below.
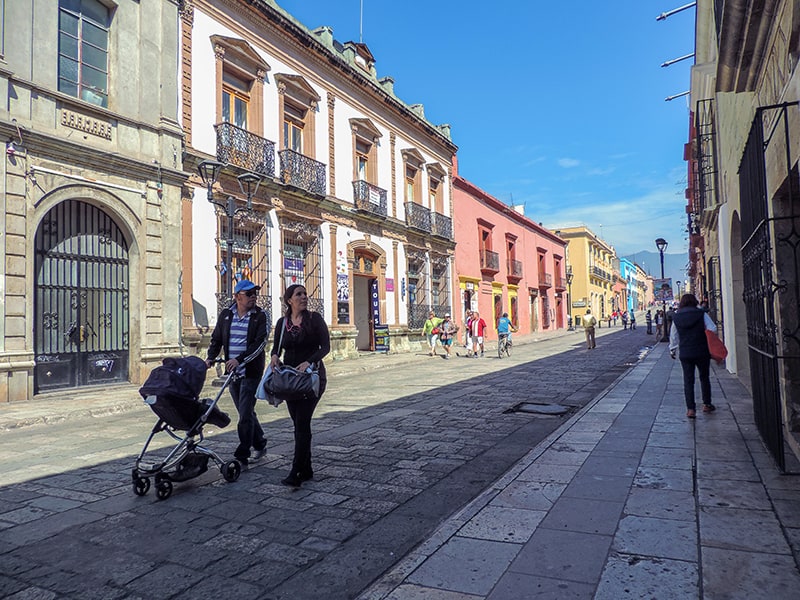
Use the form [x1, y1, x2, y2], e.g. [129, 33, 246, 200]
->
[0, 326, 579, 431]
[358, 343, 800, 599]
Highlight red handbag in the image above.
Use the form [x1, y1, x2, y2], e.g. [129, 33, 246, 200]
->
[706, 330, 728, 364]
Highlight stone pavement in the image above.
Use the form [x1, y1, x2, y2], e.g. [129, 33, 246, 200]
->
[357, 343, 800, 600]
[3, 327, 797, 599]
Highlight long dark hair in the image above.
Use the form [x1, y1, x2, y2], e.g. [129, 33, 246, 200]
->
[678, 293, 699, 309]
[283, 284, 312, 336]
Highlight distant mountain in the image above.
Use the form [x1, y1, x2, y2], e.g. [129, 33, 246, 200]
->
[621, 251, 689, 283]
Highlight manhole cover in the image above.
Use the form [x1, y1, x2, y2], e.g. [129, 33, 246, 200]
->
[509, 402, 569, 415]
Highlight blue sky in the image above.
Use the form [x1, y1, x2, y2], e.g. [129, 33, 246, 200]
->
[277, 0, 695, 260]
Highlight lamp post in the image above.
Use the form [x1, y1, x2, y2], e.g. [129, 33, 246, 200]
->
[655, 237, 668, 342]
[198, 160, 263, 308]
[566, 266, 574, 331]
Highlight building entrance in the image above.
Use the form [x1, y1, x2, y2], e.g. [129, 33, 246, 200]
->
[34, 200, 130, 393]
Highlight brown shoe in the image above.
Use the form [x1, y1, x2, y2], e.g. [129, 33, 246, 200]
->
[686, 409, 696, 419]
[702, 404, 716, 413]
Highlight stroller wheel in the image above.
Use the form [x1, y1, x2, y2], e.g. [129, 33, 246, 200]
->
[133, 477, 150, 496]
[155, 479, 173, 500]
[222, 460, 242, 483]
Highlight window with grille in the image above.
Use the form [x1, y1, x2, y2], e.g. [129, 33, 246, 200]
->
[216, 211, 270, 316]
[58, 0, 109, 108]
[281, 221, 323, 316]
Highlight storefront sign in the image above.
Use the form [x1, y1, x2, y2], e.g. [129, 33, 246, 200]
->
[386, 278, 394, 292]
[374, 324, 389, 352]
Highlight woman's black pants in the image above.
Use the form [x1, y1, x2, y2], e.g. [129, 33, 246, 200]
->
[679, 355, 711, 410]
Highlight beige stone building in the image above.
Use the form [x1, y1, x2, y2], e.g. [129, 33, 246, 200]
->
[557, 226, 616, 322]
[0, 0, 185, 402]
[687, 0, 800, 468]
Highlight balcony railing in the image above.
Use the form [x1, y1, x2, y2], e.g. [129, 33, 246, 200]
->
[591, 266, 611, 281]
[431, 212, 453, 239]
[555, 275, 566, 290]
[538, 272, 552, 287]
[507, 259, 523, 279]
[215, 122, 275, 178]
[353, 180, 387, 217]
[405, 202, 432, 233]
[278, 149, 326, 196]
[480, 249, 500, 273]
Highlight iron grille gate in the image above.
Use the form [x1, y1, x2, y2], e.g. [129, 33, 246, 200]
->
[34, 200, 130, 393]
[739, 102, 800, 472]
[281, 220, 324, 318]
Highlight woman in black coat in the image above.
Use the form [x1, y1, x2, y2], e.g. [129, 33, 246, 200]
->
[270, 284, 330, 487]
[669, 294, 718, 418]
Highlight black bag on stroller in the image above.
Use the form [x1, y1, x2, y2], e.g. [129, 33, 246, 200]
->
[139, 356, 230, 431]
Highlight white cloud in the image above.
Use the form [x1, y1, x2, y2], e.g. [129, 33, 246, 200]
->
[557, 158, 580, 168]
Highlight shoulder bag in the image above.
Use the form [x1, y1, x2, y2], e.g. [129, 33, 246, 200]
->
[706, 329, 728, 364]
[262, 318, 320, 402]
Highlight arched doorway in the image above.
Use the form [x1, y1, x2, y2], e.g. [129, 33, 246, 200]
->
[34, 200, 130, 392]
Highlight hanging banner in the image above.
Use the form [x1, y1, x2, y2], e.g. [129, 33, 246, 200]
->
[654, 278, 674, 303]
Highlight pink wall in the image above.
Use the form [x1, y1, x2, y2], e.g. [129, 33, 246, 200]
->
[452, 164, 568, 340]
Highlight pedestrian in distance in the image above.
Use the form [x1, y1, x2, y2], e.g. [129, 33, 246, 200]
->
[621, 311, 629, 330]
[582, 308, 597, 349]
[646, 310, 653, 334]
[463, 309, 474, 356]
[422, 311, 443, 357]
[655, 310, 664, 340]
[630, 312, 636, 330]
[669, 293, 717, 419]
[205, 279, 269, 466]
[438, 313, 459, 359]
[270, 284, 331, 486]
[470, 311, 487, 357]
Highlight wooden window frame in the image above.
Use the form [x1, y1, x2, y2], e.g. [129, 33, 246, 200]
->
[401, 148, 425, 205]
[212, 36, 269, 136]
[275, 73, 320, 159]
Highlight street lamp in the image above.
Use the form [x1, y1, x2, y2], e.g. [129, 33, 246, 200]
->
[198, 160, 263, 306]
[655, 237, 668, 342]
[566, 266, 574, 331]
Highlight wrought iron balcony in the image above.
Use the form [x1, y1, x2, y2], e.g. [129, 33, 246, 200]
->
[480, 249, 500, 273]
[352, 180, 387, 217]
[431, 212, 453, 240]
[214, 122, 275, 178]
[278, 149, 326, 196]
[405, 202, 431, 233]
[507, 259, 523, 279]
[555, 275, 566, 290]
[538, 272, 553, 288]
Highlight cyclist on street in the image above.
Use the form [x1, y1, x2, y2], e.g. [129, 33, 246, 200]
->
[497, 312, 517, 349]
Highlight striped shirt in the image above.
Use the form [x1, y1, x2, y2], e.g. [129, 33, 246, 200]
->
[228, 308, 253, 360]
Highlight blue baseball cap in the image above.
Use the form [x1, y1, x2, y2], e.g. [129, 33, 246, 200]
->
[234, 280, 260, 294]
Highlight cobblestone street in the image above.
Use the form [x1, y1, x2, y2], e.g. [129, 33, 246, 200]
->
[1, 328, 653, 599]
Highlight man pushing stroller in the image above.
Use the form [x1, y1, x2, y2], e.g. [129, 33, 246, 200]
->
[206, 280, 269, 465]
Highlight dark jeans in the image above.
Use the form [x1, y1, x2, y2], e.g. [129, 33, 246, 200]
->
[679, 356, 711, 410]
[285, 378, 326, 476]
[230, 377, 266, 461]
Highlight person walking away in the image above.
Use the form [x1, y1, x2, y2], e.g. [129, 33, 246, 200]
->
[645, 310, 653, 334]
[582, 308, 597, 349]
[497, 312, 517, 349]
[438, 313, 459, 359]
[669, 293, 717, 419]
[630, 312, 636, 330]
[205, 280, 269, 466]
[270, 284, 331, 486]
[621, 311, 628, 330]
[422, 311, 443, 357]
[471, 311, 487, 357]
[655, 310, 664, 340]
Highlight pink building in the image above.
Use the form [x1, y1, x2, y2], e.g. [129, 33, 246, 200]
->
[452, 161, 568, 340]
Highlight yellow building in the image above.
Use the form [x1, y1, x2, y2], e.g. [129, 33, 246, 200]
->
[557, 227, 616, 322]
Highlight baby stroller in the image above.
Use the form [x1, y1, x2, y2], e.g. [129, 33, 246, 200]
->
[132, 354, 245, 500]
